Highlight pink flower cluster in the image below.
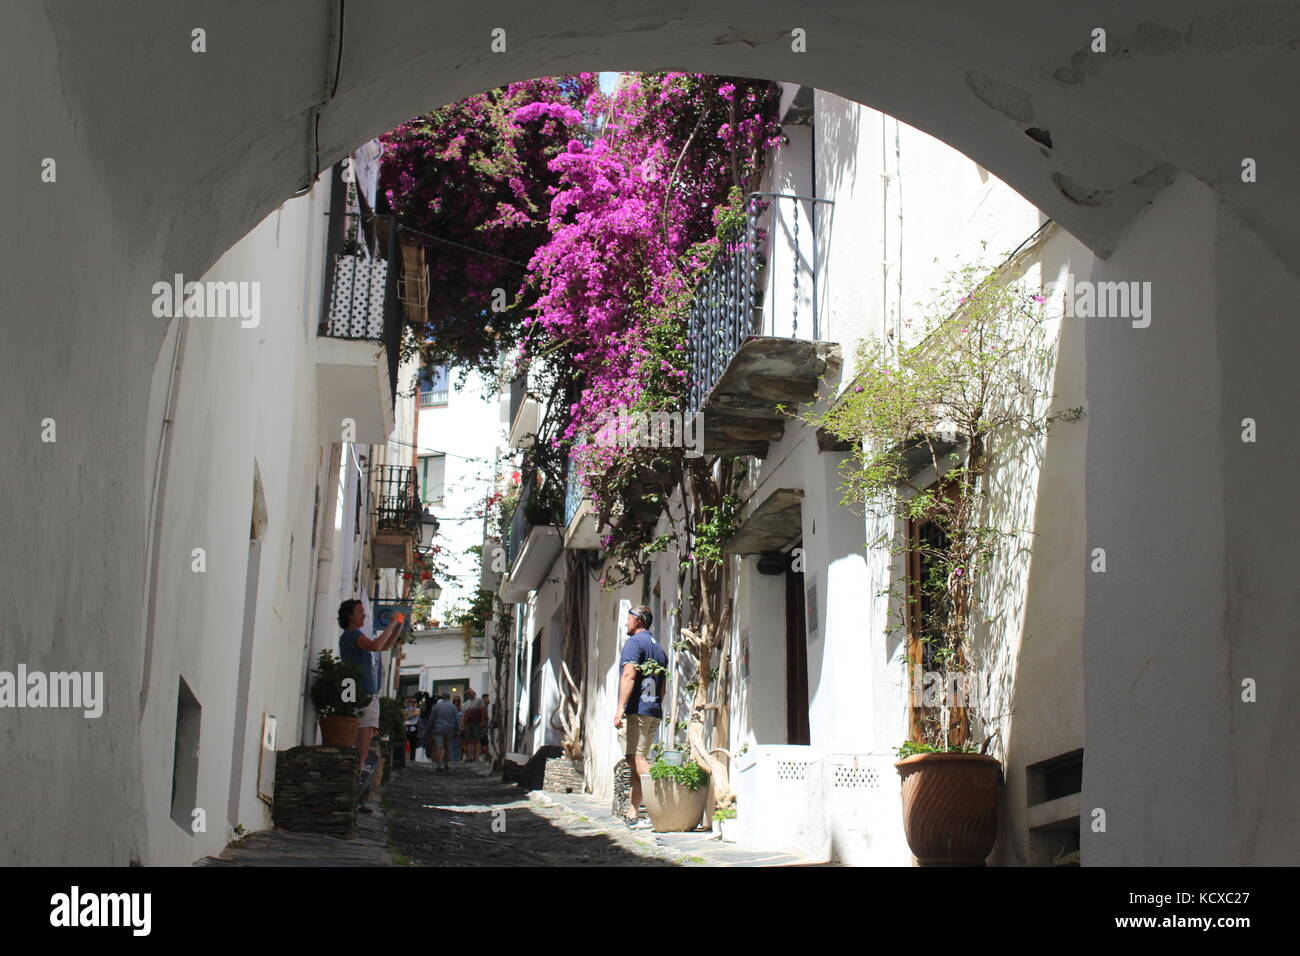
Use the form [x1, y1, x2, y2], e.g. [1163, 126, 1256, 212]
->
[522, 74, 781, 482]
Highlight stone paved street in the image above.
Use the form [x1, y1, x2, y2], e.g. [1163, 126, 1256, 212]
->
[201, 759, 819, 867]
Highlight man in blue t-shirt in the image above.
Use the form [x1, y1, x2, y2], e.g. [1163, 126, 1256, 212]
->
[337, 599, 405, 775]
[614, 605, 668, 829]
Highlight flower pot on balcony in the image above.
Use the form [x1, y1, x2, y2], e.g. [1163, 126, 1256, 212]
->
[319, 716, 358, 749]
[895, 752, 1002, 866]
[642, 774, 708, 832]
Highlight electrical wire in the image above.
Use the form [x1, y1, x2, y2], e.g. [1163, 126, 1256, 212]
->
[394, 222, 530, 268]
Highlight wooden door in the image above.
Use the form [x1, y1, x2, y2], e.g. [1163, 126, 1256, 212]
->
[784, 553, 811, 745]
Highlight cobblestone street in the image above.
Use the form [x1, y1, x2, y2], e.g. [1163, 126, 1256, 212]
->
[203, 760, 816, 867]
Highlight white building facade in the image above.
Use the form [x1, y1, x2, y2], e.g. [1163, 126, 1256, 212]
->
[492, 85, 1096, 866]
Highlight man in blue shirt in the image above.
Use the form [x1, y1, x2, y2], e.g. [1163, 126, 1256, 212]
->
[614, 605, 668, 829]
[427, 692, 460, 771]
[337, 599, 405, 774]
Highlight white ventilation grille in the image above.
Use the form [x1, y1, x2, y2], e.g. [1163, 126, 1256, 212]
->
[831, 764, 880, 789]
[776, 760, 808, 781]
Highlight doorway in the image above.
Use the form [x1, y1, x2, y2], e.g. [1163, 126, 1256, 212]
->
[784, 546, 811, 745]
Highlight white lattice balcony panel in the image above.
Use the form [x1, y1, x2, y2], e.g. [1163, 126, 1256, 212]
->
[326, 254, 389, 339]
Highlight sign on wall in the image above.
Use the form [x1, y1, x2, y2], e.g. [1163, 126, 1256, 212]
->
[256, 713, 277, 805]
[373, 602, 412, 637]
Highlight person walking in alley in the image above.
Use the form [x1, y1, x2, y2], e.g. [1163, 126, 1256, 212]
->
[614, 605, 668, 829]
[479, 693, 493, 762]
[450, 695, 463, 762]
[337, 600, 405, 776]
[405, 696, 422, 759]
[461, 688, 484, 761]
[417, 694, 436, 762]
[429, 692, 460, 771]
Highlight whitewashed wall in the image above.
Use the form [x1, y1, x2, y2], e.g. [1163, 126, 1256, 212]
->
[140, 184, 331, 865]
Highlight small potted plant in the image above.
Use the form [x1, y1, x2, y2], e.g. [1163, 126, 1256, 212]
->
[713, 806, 737, 842]
[895, 739, 1002, 866]
[643, 753, 709, 832]
[309, 649, 370, 749]
[649, 741, 684, 767]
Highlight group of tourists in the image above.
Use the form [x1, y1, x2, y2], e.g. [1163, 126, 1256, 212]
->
[404, 688, 492, 770]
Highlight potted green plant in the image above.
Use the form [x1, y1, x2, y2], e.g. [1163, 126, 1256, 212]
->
[713, 806, 737, 842]
[649, 740, 684, 767]
[795, 262, 1079, 866]
[894, 740, 1002, 865]
[309, 649, 370, 749]
[643, 754, 709, 832]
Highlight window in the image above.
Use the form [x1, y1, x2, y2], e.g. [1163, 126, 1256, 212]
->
[170, 677, 202, 833]
[418, 364, 449, 407]
[419, 454, 446, 506]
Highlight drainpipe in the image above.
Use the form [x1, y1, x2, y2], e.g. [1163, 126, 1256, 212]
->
[881, 112, 891, 360]
[894, 118, 903, 352]
[810, 99, 820, 341]
[301, 441, 345, 744]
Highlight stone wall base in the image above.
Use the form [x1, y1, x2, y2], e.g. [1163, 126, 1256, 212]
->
[273, 745, 358, 838]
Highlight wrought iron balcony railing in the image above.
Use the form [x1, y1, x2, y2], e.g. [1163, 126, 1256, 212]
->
[563, 466, 583, 530]
[504, 483, 530, 571]
[373, 464, 422, 537]
[503, 476, 564, 571]
[685, 192, 832, 421]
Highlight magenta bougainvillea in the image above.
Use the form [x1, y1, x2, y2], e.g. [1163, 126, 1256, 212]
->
[523, 74, 782, 474]
[379, 75, 598, 377]
[382, 72, 782, 560]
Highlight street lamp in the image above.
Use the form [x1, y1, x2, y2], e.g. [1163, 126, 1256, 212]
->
[419, 508, 440, 550]
[427, 580, 442, 602]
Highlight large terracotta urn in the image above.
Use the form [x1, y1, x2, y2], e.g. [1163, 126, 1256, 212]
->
[319, 715, 359, 749]
[641, 774, 709, 832]
[896, 752, 1002, 865]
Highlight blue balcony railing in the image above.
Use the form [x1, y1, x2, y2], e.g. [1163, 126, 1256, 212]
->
[504, 483, 530, 571]
[563, 467, 583, 529]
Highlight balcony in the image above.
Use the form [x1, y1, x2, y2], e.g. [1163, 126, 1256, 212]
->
[314, 164, 401, 446]
[370, 465, 422, 569]
[499, 479, 563, 602]
[507, 375, 540, 449]
[562, 466, 601, 550]
[686, 193, 841, 458]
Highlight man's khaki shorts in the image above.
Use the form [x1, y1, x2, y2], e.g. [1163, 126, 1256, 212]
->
[357, 696, 381, 730]
[619, 714, 660, 757]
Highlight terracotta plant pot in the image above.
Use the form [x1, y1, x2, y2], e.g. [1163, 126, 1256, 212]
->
[642, 774, 708, 832]
[319, 716, 359, 749]
[896, 752, 1002, 866]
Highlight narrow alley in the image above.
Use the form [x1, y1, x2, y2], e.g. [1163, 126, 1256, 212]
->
[202, 763, 815, 868]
